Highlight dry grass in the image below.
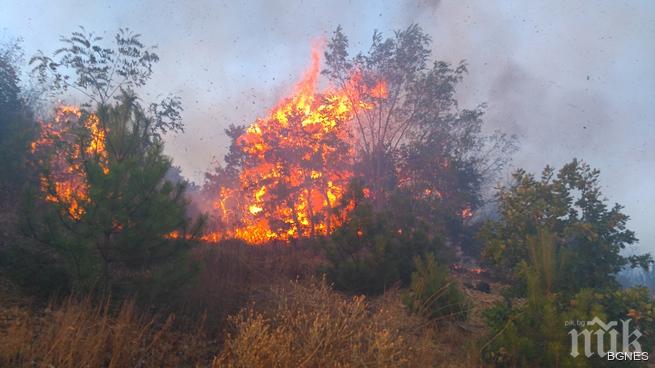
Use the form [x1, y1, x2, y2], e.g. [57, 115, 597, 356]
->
[0, 296, 214, 368]
[213, 277, 476, 368]
[184, 241, 325, 322]
[0, 243, 490, 367]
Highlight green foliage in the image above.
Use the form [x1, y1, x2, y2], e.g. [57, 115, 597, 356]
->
[482, 231, 583, 367]
[482, 230, 655, 367]
[321, 183, 448, 294]
[30, 27, 183, 136]
[480, 159, 652, 294]
[0, 40, 37, 201]
[566, 287, 655, 360]
[402, 253, 468, 321]
[24, 93, 203, 296]
[0, 236, 71, 297]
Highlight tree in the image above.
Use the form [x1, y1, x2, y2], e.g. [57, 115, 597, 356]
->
[30, 27, 183, 137]
[26, 92, 202, 293]
[323, 25, 516, 237]
[20, 28, 200, 295]
[480, 159, 652, 294]
[0, 40, 36, 201]
[201, 50, 362, 243]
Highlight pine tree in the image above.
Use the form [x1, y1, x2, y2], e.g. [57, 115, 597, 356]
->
[26, 92, 203, 294]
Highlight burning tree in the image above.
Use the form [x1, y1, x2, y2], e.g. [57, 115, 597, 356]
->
[27, 94, 202, 291]
[204, 48, 386, 243]
[323, 25, 516, 231]
[24, 29, 201, 292]
[204, 25, 515, 246]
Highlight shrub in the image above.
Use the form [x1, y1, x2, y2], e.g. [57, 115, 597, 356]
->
[321, 186, 449, 294]
[403, 253, 469, 321]
[481, 231, 655, 367]
[213, 277, 439, 367]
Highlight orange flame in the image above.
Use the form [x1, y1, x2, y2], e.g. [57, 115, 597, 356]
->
[32, 106, 109, 220]
[206, 46, 386, 244]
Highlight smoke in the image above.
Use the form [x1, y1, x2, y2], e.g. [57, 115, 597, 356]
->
[1, 0, 653, 251]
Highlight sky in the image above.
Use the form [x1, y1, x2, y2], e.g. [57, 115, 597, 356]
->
[1, 0, 654, 254]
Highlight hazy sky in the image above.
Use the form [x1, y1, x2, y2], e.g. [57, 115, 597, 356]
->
[2, 0, 654, 254]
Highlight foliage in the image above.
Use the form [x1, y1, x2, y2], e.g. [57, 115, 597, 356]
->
[320, 183, 449, 294]
[24, 93, 203, 295]
[213, 277, 440, 368]
[323, 25, 516, 222]
[480, 159, 652, 294]
[482, 230, 655, 367]
[30, 27, 183, 137]
[403, 252, 468, 321]
[0, 40, 37, 201]
[481, 231, 582, 367]
[0, 238, 71, 296]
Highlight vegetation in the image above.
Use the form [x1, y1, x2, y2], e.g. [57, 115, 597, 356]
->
[482, 231, 655, 366]
[403, 253, 469, 321]
[0, 39, 36, 202]
[8, 29, 203, 297]
[25, 94, 202, 295]
[480, 160, 652, 294]
[321, 185, 449, 294]
[323, 25, 516, 229]
[214, 278, 444, 368]
[0, 23, 652, 368]
[0, 296, 212, 368]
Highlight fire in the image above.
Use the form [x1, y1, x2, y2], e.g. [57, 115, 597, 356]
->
[460, 207, 473, 220]
[206, 46, 387, 244]
[31, 105, 109, 220]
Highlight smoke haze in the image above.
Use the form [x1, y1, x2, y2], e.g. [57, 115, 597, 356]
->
[1, 0, 653, 253]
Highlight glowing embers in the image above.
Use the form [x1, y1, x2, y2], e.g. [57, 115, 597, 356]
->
[31, 106, 109, 220]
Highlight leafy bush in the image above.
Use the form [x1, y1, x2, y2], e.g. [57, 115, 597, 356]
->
[480, 159, 653, 295]
[321, 187, 448, 294]
[403, 253, 468, 321]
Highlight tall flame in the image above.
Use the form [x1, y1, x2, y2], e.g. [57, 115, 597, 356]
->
[206, 46, 386, 243]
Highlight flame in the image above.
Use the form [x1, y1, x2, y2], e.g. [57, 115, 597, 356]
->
[206, 46, 386, 244]
[460, 207, 473, 220]
[31, 106, 109, 220]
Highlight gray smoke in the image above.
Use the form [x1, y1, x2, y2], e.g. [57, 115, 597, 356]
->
[1, 0, 653, 253]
